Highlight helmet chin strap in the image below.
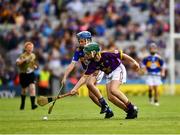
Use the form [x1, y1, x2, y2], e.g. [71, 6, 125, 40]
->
[91, 51, 94, 58]
[94, 52, 101, 61]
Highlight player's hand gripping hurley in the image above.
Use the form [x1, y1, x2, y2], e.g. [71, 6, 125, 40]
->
[37, 84, 74, 113]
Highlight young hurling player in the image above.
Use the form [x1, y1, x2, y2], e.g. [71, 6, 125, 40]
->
[141, 43, 165, 106]
[16, 42, 38, 110]
[70, 42, 140, 119]
[61, 31, 113, 118]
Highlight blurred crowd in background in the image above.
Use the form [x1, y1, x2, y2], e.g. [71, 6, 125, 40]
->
[0, 0, 180, 95]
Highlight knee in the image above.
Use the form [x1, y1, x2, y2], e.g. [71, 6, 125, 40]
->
[21, 90, 26, 95]
[86, 82, 94, 89]
[21, 87, 28, 94]
[108, 89, 116, 96]
[29, 84, 36, 91]
[107, 94, 114, 102]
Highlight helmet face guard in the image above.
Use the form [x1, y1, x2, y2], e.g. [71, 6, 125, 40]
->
[83, 42, 100, 55]
[76, 31, 92, 43]
[149, 43, 157, 54]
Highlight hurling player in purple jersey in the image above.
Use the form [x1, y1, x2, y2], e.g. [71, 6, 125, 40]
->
[70, 42, 140, 119]
[61, 31, 113, 118]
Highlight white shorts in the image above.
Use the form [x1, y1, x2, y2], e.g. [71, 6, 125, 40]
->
[96, 71, 104, 84]
[105, 64, 127, 84]
[146, 75, 162, 86]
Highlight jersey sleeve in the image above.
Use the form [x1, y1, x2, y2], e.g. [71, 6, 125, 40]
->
[141, 57, 147, 68]
[72, 50, 79, 62]
[159, 58, 165, 67]
[119, 50, 123, 59]
[31, 53, 36, 61]
[16, 53, 23, 62]
[33, 53, 36, 59]
[114, 49, 123, 60]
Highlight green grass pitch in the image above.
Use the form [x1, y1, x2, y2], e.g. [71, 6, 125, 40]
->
[0, 95, 180, 134]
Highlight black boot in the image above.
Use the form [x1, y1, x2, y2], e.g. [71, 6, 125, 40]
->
[125, 103, 138, 119]
[104, 108, 114, 119]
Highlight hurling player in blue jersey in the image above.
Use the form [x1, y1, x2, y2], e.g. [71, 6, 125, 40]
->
[141, 43, 166, 106]
[70, 42, 140, 119]
[61, 31, 113, 118]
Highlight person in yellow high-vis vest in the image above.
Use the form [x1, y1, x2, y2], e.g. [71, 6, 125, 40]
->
[38, 65, 51, 96]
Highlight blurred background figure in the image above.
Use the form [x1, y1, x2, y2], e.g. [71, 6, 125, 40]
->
[141, 43, 166, 106]
[16, 42, 38, 110]
[38, 64, 51, 96]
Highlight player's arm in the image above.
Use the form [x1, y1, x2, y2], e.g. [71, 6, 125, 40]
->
[70, 62, 95, 95]
[61, 62, 76, 84]
[159, 58, 166, 77]
[161, 67, 166, 78]
[32, 54, 38, 69]
[16, 56, 28, 65]
[122, 53, 140, 71]
[139, 66, 147, 75]
[61, 50, 79, 84]
[70, 74, 90, 95]
[138, 58, 147, 75]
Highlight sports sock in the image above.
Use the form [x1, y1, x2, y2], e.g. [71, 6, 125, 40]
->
[106, 107, 112, 113]
[20, 95, 26, 109]
[99, 97, 108, 108]
[149, 90, 152, 99]
[30, 96, 36, 107]
[99, 97, 112, 113]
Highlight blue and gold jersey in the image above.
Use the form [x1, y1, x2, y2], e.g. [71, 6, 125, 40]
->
[72, 47, 88, 70]
[142, 54, 164, 75]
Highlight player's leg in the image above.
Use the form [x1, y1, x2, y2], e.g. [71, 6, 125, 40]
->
[86, 76, 108, 110]
[28, 72, 38, 109]
[153, 85, 159, 106]
[107, 80, 138, 119]
[88, 90, 101, 107]
[86, 76, 101, 107]
[19, 73, 28, 110]
[106, 82, 127, 111]
[106, 64, 138, 119]
[20, 87, 27, 110]
[146, 76, 154, 104]
[148, 85, 153, 104]
[106, 64, 128, 111]
[153, 76, 162, 106]
[29, 83, 38, 109]
[86, 76, 113, 116]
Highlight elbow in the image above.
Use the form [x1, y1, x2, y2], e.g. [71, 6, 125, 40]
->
[136, 63, 140, 71]
[16, 61, 20, 66]
[133, 62, 140, 72]
[136, 66, 140, 72]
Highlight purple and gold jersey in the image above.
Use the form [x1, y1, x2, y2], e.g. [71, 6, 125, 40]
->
[72, 47, 88, 69]
[142, 54, 164, 75]
[85, 51, 122, 75]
